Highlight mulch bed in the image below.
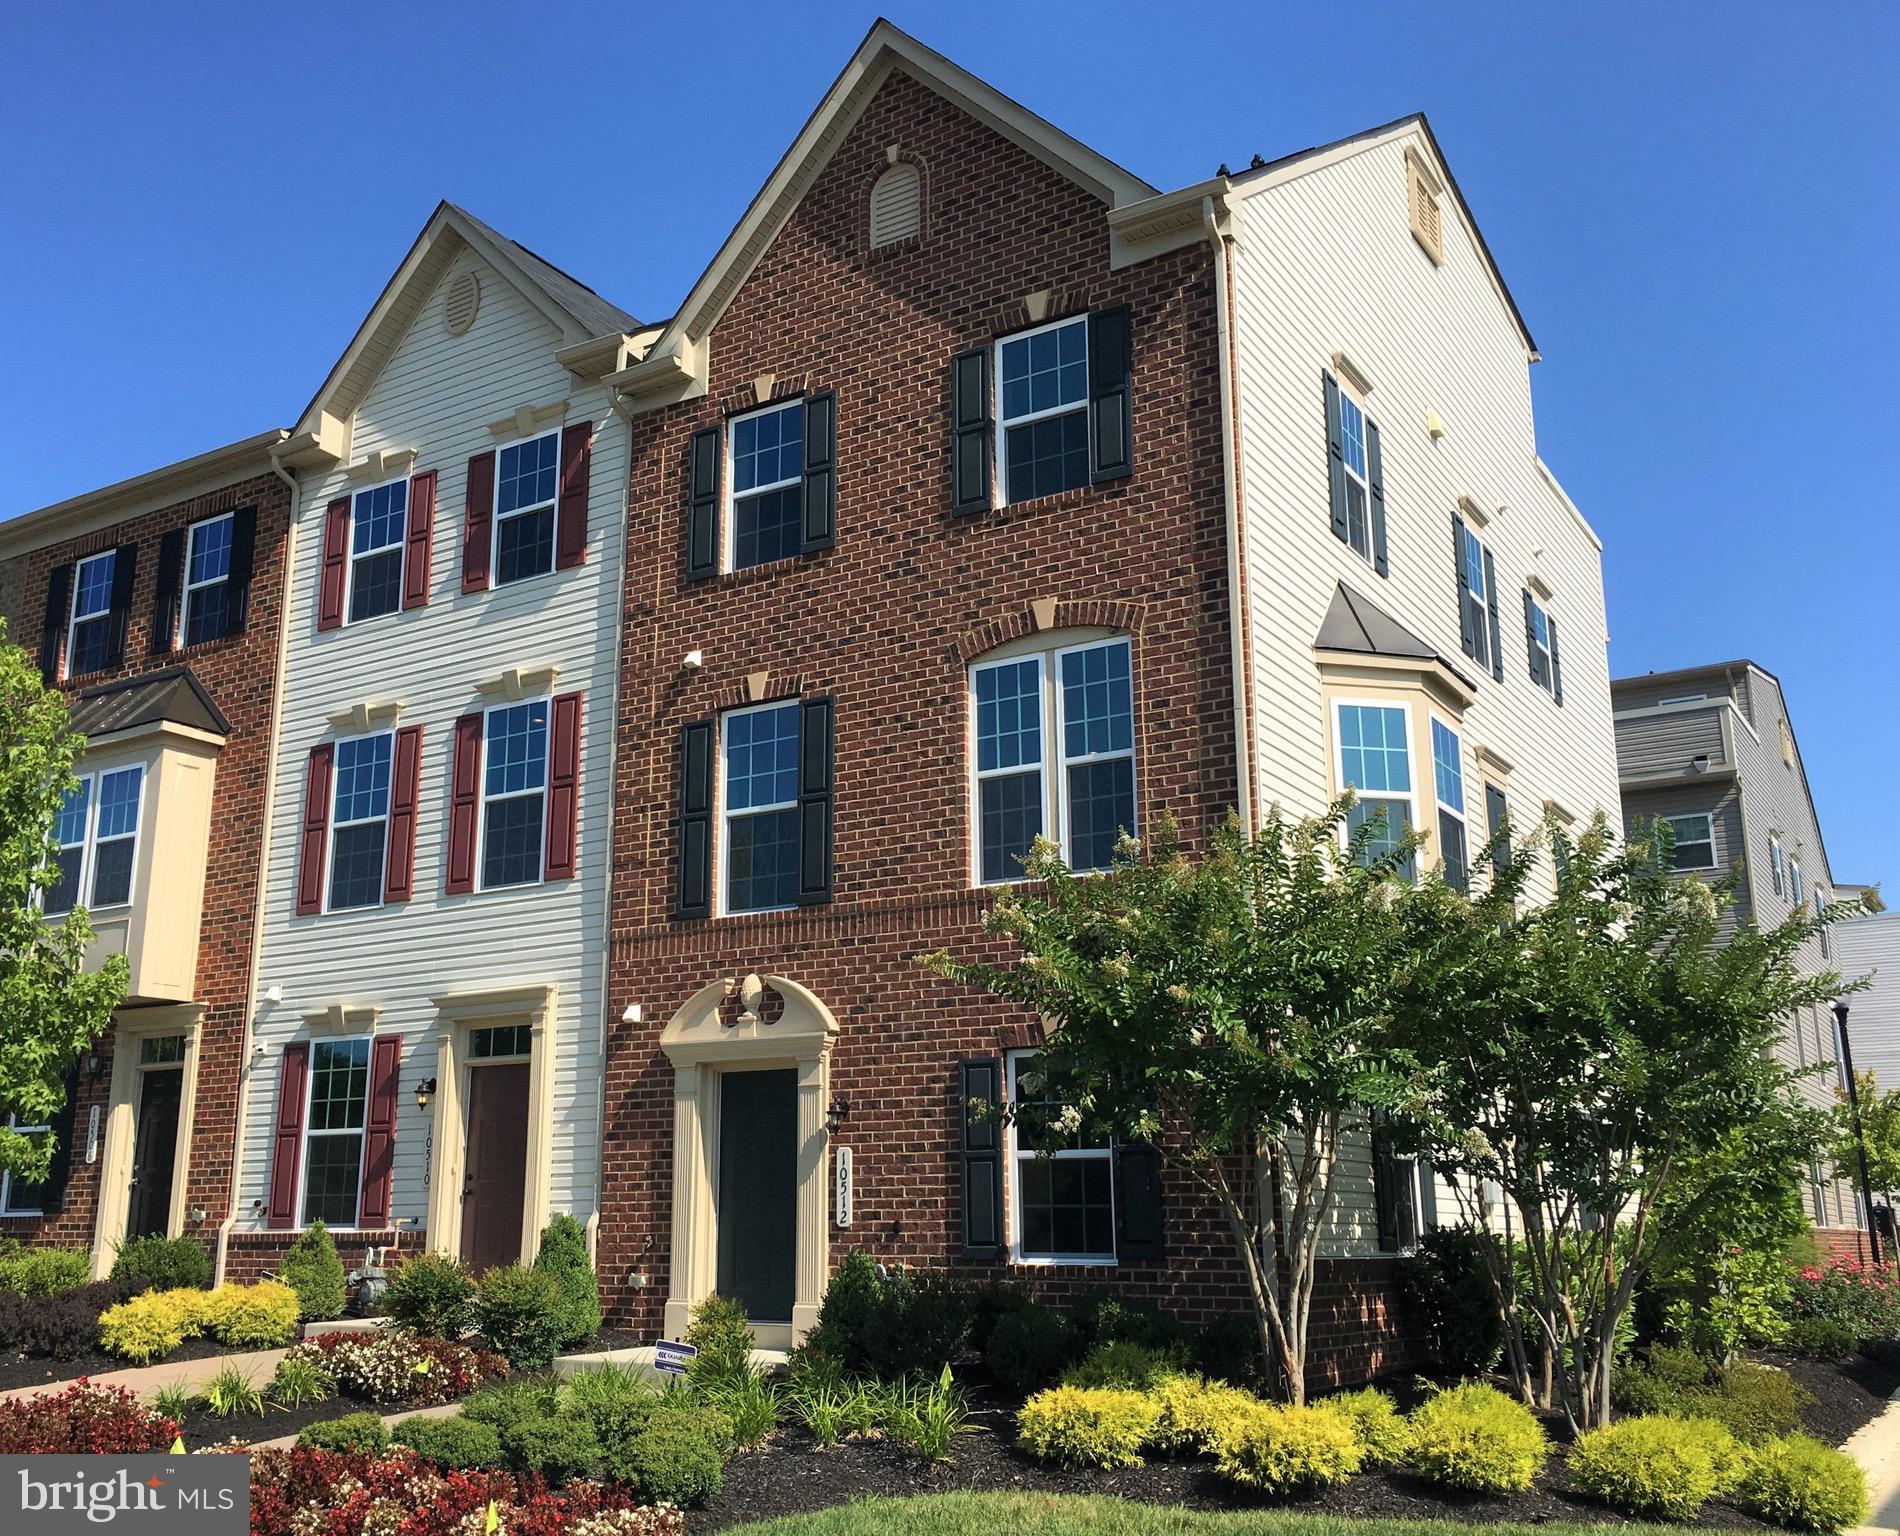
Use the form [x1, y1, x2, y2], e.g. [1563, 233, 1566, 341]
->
[0, 1336, 229, 1396]
[177, 1394, 356, 1449]
[1777, 1345, 1900, 1445]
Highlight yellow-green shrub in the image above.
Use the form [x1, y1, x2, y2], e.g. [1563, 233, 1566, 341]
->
[1568, 1415, 1736, 1520]
[1327, 1387, 1411, 1468]
[1675, 1416, 1751, 1495]
[1146, 1375, 1260, 1456]
[1211, 1401, 1363, 1493]
[1016, 1386, 1160, 1469]
[1737, 1435, 1869, 1533]
[1407, 1382, 1549, 1493]
[203, 1280, 301, 1348]
[99, 1287, 211, 1363]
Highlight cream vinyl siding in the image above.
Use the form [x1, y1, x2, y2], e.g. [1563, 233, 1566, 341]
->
[238, 245, 622, 1232]
[1229, 131, 1621, 1257]
[1836, 914, 1900, 1099]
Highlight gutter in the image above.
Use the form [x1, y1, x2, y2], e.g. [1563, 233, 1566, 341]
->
[1204, 193, 1253, 837]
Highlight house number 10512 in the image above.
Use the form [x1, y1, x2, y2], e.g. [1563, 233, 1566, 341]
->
[834, 1144, 853, 1228]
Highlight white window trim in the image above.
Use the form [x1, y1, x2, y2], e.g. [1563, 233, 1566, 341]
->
[1769, 837, 1785, 896]
[717, 697, 800, 917]
[723, 398, 804, 573]
[475, 696, 551, 893]
[1429, 715, 1469, 881]
[180, 510, 234, 649]
[1460, 523, 1490, 670]
[1527, 595, 1556, 697]
[344, 475, 408, 627]
[993, 315, 1090, 506]
[66, 549, 116, 679]
[1331, 697, 1421, 868]
[43, 764, 145, 917]
[491, 428, 562, 588]
[1336, 386, 1375, 566]
[0, 1111, 51, 1216]
[1790, 858, 1804, 905]
[1005, 1048, 1116, 1267]
[968, 635, 1138, 887]
[296, 1035, 371, 1232]
[1664, 812, 1716, 870]
[323, 729, 395, 914]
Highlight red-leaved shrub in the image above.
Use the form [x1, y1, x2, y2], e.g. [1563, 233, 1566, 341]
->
[0, 1380, 178, 1454]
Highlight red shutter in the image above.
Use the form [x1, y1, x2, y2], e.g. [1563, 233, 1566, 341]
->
[545, 691, 582, 879]
[318, 498, 350, 630]
[556, 422, 592, 569]
[267, 1043, 310, 1229]
[295, 744, 335, 915]
[358, 1034, 402, 1229]
[403, 470, 436, 609]
[384, 724, 424, 902]
[445, 711, 483, 894]
[462, 452, 495, 594]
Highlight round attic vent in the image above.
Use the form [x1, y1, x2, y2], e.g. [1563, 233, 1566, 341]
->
[443, 272, 481, 336]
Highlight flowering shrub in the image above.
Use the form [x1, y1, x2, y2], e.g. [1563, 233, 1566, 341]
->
[282, 1328, 507, 1406]
[0, 1381, 179, 1454]
[1786, 1257, 1900, 1345]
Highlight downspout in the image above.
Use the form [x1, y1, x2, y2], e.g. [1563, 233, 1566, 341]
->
[1204, 193, 1253, 837]
[215, 447, 300, 1286]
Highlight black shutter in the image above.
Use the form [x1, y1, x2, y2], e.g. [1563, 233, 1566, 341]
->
[226, 506, 258, 635]
[951, 346, 992, 515]
[40, 563, 72, 685]
[686, 426, 720, 581]
[1114, 1140, 1165, 1260]
[795, 694, 834, 905]
[1523, 590, 1547, 690]
[1324, 372, 1349, 542]
[800, 390, 837, 553]
[1548, 615, 1564, 706]
[959, 1058, 1005, 1260]
[1087, 305, 1133, 484]
[674, 719, 715, 919]
[1483, 546, 1503, 682]
[1366, 419, 1388, 577]
[1370, 1109, 1416, 1253]
[1416, 1153, 1438, 1231]
[152, 529, 185, 656]
[104, 544, 138, 668]
[1453, 513, 1474, 658]
[38, 1059, 83, 1216]
[1486, 783, 1512, 875]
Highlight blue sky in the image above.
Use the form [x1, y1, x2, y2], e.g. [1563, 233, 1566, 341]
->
[3, 1, 1894, 885]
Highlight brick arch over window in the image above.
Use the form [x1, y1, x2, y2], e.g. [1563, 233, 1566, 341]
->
[953, 598, 1146, 664]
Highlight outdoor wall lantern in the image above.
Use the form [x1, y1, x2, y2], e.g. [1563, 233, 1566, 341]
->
[415, 1076, 438, 1112]
[826, 1094, 850, 1135]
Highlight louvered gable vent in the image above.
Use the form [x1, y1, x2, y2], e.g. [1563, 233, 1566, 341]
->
[869, 162, 921, 248]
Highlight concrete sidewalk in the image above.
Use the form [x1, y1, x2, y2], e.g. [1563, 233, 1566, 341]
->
[1845, 1386, 1900, 1536]
[0, 1347, 289, 1404]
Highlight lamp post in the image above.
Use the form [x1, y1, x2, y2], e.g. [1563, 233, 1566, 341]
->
[1833, 999, 1881, 1265]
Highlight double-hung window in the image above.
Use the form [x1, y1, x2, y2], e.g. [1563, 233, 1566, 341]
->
[1431, 719, 1469, 892]
[1790, 859, 1805, 905]
[300, 1038, 369, 1228]
[182, 512, 234, 646]
[1007, 1050, 1115, 1264]
[1337, 393, 1375, 564]
[1769, 836, 1785, 895]
[970, 636, 1136, 884]
[1525, 592, 1560, 699]
[67, 550, 116, 677]
[494, 431, 560, 586]
[41, 766, 143, 916]
[1817, 891, 1832, 958]
[1664, 813, 1716, 871]
[728, 399, 805, 571]
[1335, 701, 1416, 879]
[997, 317, 1089, 504]
[347, 479, 408, 624]
[480, 700, 549, 890]
[1458, 523, 1491, 670]
[327, 733, 393, 911]
[721, 701, 800, 913]
[0, 1113, 48, 1216]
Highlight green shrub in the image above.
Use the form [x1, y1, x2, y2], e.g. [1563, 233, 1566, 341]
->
[532, 1214, 602, 1348]
[1676, 1416, 1752, 1494]
[382, 1251, 475, 1338]
[1648, 1341, 1712, 1391]
[806, 1250, 972, 1379]
[462, 1376, 563, 1435]
[561, 1362, 660, 1446]
[703, 1370, 778, 1450]
[474, 1264, 567, 1370]
[1703, 1361, 1810, 1444]
[684, 1294, 756, 1392]
[203, 1280, 302, 1347]
[1016, 1386, 1160, 1470]
[1568, 1415, 1729, 1520]
[1061, 1339, 1185, 1392]
[609, 1405, 730, 1505]
[298, 1411, 390, 1454]
[279, 1222, 347, 1321]
[0, 1246, 91, 1297]
[1788, 1316, 1861, 1360]
[1191, 1311, 1271, 1393]
[1146, 1376, 1260, 1457]
[1212, 1401, 1363, 1493]
[501, 1413, 602, 1485]
[98, 1287, 209, 1362]
[391, 1413, 503, 1469]
[1738, 1434, 1869, 1532]
[109, 1235, 210, 1295]
[985, 1304, 1075, 1397]
[1327, 1387, 1411, 1468]
[1406, 1382, 1549, 1493]
[1068, 1288, 1187, 1354]
[1394, 1229, 1506, 1377]
[269, 1353, 335, 1408]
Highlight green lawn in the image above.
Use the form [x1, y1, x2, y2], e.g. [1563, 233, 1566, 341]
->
[717, 1492, 1707, 1536]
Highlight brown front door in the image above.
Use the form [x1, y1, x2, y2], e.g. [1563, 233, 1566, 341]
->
[460, 1062, 529, 1273]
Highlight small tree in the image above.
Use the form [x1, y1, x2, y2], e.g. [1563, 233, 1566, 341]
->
[1830, 1071, 1900, 1197]
[532, 1212, 602, 1347]
[924, 802, 1461, 1403]
[0, 622, 127, 1186]
[281, 1220, 348, 1320]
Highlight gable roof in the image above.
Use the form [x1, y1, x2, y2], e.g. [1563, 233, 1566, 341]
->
[69, 666, 230, 740]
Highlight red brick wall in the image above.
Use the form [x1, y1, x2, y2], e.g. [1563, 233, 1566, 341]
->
[0, 471, 289, 1261]
[1811, 1225, 1876, 1265]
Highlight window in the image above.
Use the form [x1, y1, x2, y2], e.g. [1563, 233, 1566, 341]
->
[41, 766, 143, 916]
[1769, 836, 1785, 896]
[480, 700, 549, 890]
[1335, 701, 1415, 879]
[327, 733, 393, 911]
[970, 636, 1136, 885]
[997, 317, 1089, 504]
[1525, 594, 1556, 696]
[1336, 393, 1375, 564]
[300, 1037, 369, 1228]
[494, 431, 560, 586]
[1790, 859, 1804, 905]
[140, 1035, 185, 1065]
[1431, 719, 1468, 893]
[1817, 891, 1832, 959]
[470, 1024, 531, 1059]
[1458, 523, 1491, 670]
[1663, 813, 1715, 871]
[721, 701, 800, 914]
[1007, 1051, 1115, 1264]
[347, 479, 408, 624]
[182, 512, 233, 647]
[0, 1112, 49, 1216]
[67, 550, 116, 677]
[727, 399, 804, 571]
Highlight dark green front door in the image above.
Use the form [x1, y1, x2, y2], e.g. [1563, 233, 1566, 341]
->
[716, 1069, 797, 1323]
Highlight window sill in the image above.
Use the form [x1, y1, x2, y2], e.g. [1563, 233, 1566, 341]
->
[967, 478, 1128, 526]
[709, 548, 829, 590]
[1011, 1254, 1118, 1269]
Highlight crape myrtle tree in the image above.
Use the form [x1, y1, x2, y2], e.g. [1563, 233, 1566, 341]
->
[923, 800, 1470, 1404]
[0, 620, 127, 1186]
